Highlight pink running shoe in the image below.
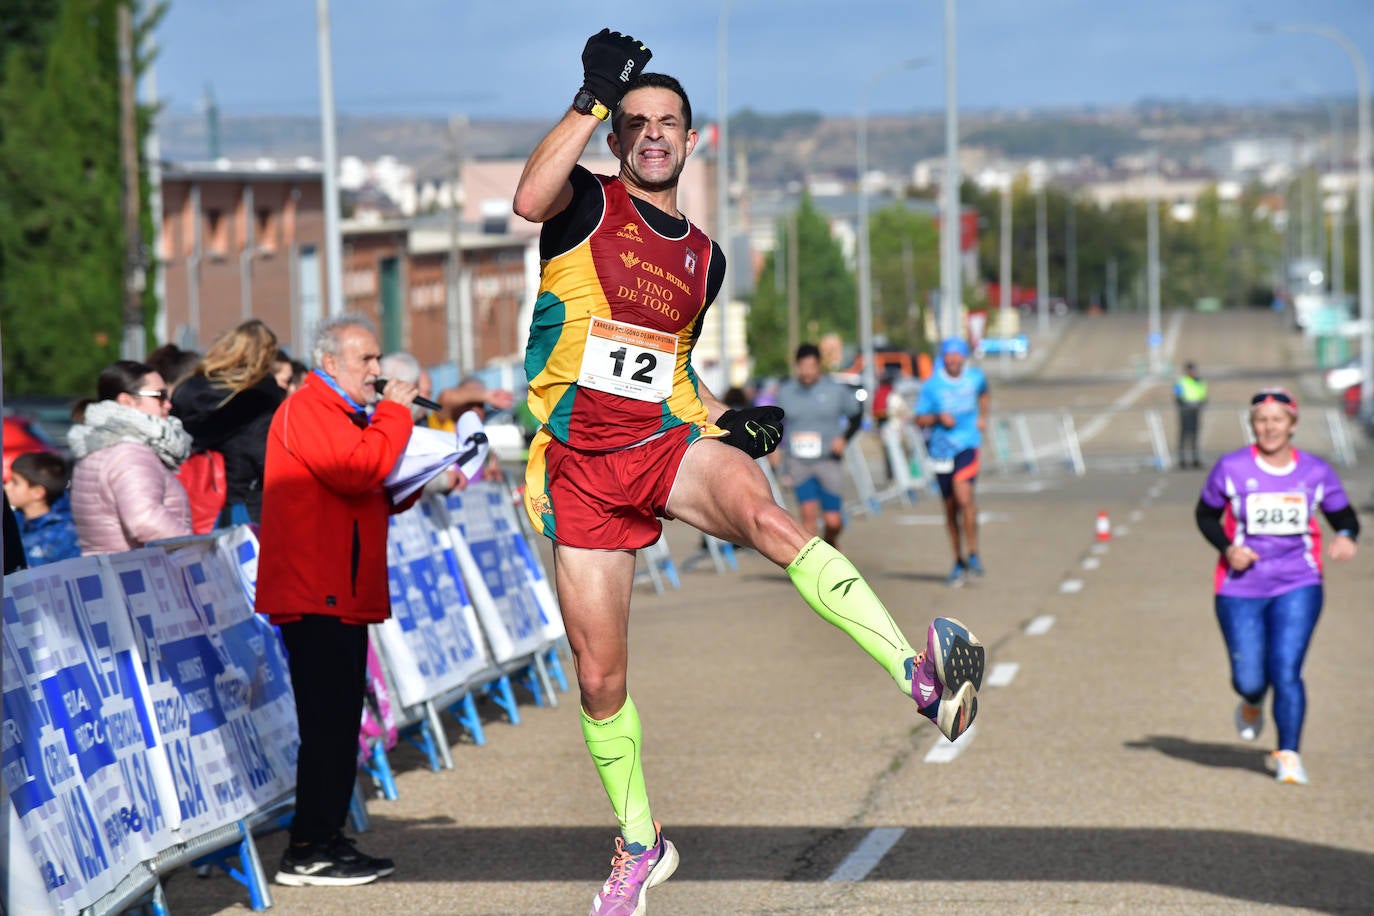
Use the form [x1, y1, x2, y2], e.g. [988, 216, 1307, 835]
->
[589, 822, 679, 916]
[906, 616, 985, 741]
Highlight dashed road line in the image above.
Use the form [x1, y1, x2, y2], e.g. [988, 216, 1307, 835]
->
[924, 725, 978, 763]
[1059, 578, 1084, 593]
[1091, 543, 1110, 556]
[1081, 557, 1100, 570]
[1026, 614, 1056, 634]
[986, 662, 1020, 687]
[827, 828, 906, 881]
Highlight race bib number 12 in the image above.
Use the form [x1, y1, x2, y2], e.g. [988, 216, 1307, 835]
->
[579, 316, 678, 402]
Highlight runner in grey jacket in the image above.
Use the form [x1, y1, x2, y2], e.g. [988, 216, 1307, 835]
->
[773, 343, 862, 546]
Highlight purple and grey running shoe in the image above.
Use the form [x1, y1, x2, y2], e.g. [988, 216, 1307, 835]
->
[906, 616, 985, 741]
[590, 822, 679, 916]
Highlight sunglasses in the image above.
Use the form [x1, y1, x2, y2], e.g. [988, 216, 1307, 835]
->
[132, 388, 170, 402]
[1250, 391, 1293, 406]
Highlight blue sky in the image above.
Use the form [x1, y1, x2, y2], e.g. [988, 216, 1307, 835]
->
[154, 1, 1374, 119]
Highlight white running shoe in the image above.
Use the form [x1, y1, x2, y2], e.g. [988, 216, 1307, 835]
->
[1271, 750, 1309, 786]
[1234, 701, 1262, 741]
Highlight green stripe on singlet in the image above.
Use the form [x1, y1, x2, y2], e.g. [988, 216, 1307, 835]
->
[523, 291, 566, 381]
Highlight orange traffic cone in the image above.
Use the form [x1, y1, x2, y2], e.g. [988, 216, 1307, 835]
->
[1095, 510, 1112, 542]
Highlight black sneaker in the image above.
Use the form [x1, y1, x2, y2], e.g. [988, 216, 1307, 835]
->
[328, 833, 396, 878]
[275, 843, 379, 887]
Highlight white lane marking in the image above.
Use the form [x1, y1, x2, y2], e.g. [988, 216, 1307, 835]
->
[1082, 557, 1100, 570]
[1129, 509, 1144, 522]
[1091, 543, 1110, 555]
[1059, 579, 1084, 593]
[1114, 526, 1131, 537]
[924, 724, 978, 763]
[1075, 311, 1185, 444]
[980, 479, 1058, 494]
[986, 662, 1020, 687]
[827, 827, 906, 881]
[1026, 614, 1057, 634]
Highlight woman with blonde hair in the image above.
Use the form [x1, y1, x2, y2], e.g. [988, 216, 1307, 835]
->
[171, 319, 287, 527]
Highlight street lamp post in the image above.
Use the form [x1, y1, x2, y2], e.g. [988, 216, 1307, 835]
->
[1263, 21, 1373, 415]
[1036, 181, 1050, 337]
[1147, 150, 1162, 375]
[715, 0, 734, 392]
[998, 174, 1012, 375]
[315, 0, 344, 317]
[857, 58, 927, 405]
[939, 0, 962, 341]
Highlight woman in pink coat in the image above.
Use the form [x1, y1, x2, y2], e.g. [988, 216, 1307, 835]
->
[69, 360, 194, 554]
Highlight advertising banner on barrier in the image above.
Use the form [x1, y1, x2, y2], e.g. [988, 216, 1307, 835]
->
[376, 511, 492, 708]
[164, 542, 298, 809]
[106, 549, 261, 836]
[215, 524, 260, 607]
[357, 641, 399, 765]
[440, 484, 562, 662]
[2, 559, 178, 914]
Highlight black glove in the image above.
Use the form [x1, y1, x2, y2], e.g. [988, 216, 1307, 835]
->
[717, 406, 785, 459]
[581, 28, 652, 110]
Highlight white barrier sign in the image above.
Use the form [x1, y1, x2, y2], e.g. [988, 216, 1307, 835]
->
[375, 511, 492, 708]
[215, 525, 260, 607]
[2, 559, 177, 914]
[441, 486, 556, 662]
[107, 549, 260, 835]
[164, 543, 298, 808]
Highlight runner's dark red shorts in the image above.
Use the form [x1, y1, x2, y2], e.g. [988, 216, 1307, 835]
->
[524, 423, 708, 550]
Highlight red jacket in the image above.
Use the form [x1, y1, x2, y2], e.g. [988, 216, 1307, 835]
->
[256, 373, 416, 625]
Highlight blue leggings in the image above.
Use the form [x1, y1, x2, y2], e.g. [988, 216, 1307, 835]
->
[1214, 584, 1323, 752]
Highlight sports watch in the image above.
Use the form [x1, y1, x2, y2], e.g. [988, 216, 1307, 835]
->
[572, 88, 611, 122]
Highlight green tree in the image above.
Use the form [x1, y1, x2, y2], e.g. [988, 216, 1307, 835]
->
[0, 0, 161, 397]
[867, 204, 940, 352]
[746, 193, 856, 377]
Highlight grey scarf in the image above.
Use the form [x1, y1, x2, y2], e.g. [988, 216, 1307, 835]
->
[68, 400, 193, 469]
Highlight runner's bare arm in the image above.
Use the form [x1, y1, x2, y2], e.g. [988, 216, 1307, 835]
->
[512, 110, 601, 223]
[698, 380, 728, 424]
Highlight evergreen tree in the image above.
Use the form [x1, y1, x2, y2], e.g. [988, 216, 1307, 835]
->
[746, 193, 857, 377]
[0, 0, 160, 397]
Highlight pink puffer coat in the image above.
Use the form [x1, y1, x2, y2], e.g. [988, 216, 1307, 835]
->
[71, 441, 192, 554]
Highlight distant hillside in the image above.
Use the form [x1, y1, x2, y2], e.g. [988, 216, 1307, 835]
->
[158, 114, 551, 172]
[157, 99, 1353, 187]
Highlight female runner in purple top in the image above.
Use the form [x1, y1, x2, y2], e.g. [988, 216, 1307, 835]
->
[1194, 388, 1360, 786]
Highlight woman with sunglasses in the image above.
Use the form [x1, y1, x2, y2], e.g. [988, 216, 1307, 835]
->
[68, 360, 193, 554]
[1194, 388, 1360, 785]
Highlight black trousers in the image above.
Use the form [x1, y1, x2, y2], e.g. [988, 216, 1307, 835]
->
[279, 615, 369, 847]
[1178, 407, 1202, 465]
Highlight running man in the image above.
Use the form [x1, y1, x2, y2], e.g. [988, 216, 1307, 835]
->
[915, 337, 990, 586]
[1194, 388, 1359, 785]
[774, 342, 862, 546]
[512, 29, 985, 916]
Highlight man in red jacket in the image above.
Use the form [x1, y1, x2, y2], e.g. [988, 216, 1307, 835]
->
[257, 315, 418, 887]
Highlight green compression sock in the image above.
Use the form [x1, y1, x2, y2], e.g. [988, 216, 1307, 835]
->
[581, 695, 656, 850]
[787, 536, 916, 691]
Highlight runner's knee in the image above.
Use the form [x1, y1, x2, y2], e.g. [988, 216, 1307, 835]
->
[575, 665, 627, 709]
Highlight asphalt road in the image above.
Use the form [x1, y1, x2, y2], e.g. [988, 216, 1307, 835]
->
[163, 310, 1374, 915]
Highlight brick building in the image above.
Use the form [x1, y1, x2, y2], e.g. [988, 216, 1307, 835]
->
[159, 161, 329, 356]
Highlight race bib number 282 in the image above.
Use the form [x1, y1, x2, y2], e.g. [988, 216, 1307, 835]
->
[579, 316, 678, 402]
[1245, 491, 1309, 536]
